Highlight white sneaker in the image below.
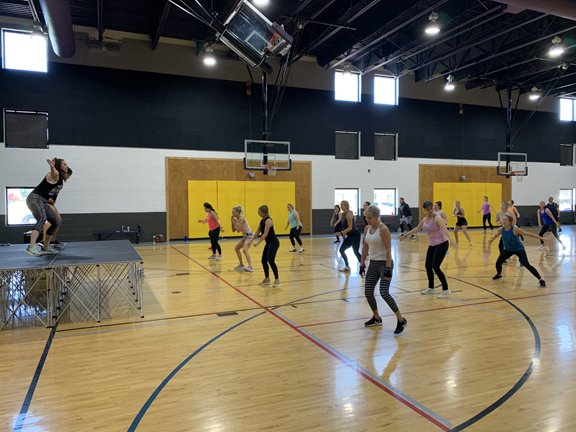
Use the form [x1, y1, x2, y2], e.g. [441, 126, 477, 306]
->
[25, 244, 45, 257]
[437, 290, 452, 299]
[234, 265, 245, 271]
[244, 266, 254, 272]
[339, 266, 351, 273]
[259, 278, 271, 285]
[420, 288, 436, 295]
[289, 248, 297, 253]
[298, 248, 305, 253]
[208, 255, 217, 260]
[42, 245, 58, 254]
[273, 280, 281, 287]
[216, 255, 223, 260]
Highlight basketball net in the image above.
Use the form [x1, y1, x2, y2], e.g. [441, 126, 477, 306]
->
[265, 162, 277, 176]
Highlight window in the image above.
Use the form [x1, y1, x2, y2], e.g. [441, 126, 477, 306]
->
[374, 189, 397, 216]
[374, 75, 398, 105]
[335, 70, 361, 102]
[2, 28, 48, 73]
[559, 189, 574, 212]
[6, 187, 36, 226]
[335, 189, 359, 215]
[559, 98, 576, 121]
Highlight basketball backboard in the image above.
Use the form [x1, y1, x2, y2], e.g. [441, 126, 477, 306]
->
[244, 139, 291, 171]
[497, 152, 527, 176]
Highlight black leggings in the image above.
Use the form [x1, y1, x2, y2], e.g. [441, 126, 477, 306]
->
[538, 224, 559, 244]
[209, 227, 221, 255]
[289, 226, 302, 246]
[495, 250, 541, 279]
[262, 239, 280, 279]
[26, 192, 60, 234]
[425, 240, 449, 290]
[482, 214, 493, 230]
[339, 230, 361, 266]
[365, 260, 398, 313]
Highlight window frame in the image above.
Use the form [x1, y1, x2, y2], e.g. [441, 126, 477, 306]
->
[1, 27, 48, 73]
[559, 98, 576, 122]
[558, 189, 574, 212]
[373, 188, 397, 216]
[334, 70, 361, 102]
[335, 188, 360, 216]
[373, 75, 399, 106]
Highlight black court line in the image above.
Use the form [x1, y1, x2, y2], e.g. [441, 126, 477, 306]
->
[14, 323, 59, 431]
[445, 277, 542, 431]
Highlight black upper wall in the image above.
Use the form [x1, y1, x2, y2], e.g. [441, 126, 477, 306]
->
[0, 62, 574, 161]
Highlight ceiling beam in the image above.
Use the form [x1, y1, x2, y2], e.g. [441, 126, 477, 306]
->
[151, 0, 172, 50]
[97, 0, 104, 42]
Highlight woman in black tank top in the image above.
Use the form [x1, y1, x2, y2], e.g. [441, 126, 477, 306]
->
[252, 205, 280, 287]
[25, 158, 73, 257]
[337, 200, 362, 272]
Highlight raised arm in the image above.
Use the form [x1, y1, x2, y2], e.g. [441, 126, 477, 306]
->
[514, 226, 544, 242]
[46, 159, 59, 182]
[399, 217, 426, 240]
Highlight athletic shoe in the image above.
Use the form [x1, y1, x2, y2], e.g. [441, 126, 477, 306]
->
[333, 239, 340, 243]
[539, 279, 546, 288]
[288, 248, 297, 253]
[492, 274, 502, 280]
[298, 248, 305, 253]
[216, 255, 223, 260]
[244, 266, 253, 273]
[394, 318, 408, 334]
[420, 288, 436, 295]
[437, 290, 451, 298]
[273, 280, 281, 287]
[42, 245, 59, 254]
[364, 317, 383, 327]
[25, 244, 45, 257]
[234, 265, 245, 271]
[259, 278, 271, 285]
[339, 266, 351, 273]
[208, 255, 217, 260]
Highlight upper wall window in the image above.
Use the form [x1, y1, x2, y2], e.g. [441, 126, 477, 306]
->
[559, 98, 575, 121]
[374, 75, 398, 105]
[2, 28, 48, 73]
[335, 70, 361, 102]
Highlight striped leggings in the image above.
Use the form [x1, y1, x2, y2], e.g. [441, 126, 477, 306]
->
[26, 192, 60, 235]
[365, 260, 398, 313]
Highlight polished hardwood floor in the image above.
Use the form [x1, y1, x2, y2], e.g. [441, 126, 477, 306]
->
[1, 226, 575, 431]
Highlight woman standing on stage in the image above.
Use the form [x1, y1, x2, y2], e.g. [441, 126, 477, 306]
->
[26, 158, 73, 256]
[198, 202, 222, 260]
[400, 201, 456, 298]
[360, 205, 407, 333]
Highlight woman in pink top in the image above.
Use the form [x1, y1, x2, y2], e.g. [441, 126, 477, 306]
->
[198, 202, 222, 260]
[231, 205, 254, 272]
[400, 201, 456, 298]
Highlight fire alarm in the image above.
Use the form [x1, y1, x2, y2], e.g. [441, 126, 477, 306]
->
[368, 169, 371, 173]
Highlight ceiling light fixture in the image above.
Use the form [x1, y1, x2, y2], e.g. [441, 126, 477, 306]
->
[425, 12, 440, 36]
[203, 46, 216, 66]
[445, 74, 455, 91]
[252, 0, 270, 7]
[342, 62, 353, 77]
[529, 86, 542, 101]
[549, 36, 565, 58]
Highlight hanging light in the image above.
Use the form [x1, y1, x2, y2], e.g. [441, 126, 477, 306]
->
[529, 86, 542, 101]
[30, 21, 46, 40]
[425, 12, 440, 36]
[203, 46, 216, 66]
[252, 0, 269, 7]
[342, 62, 352, 77]
[549, 36, 565, 58]
[445, 74, 455, 91]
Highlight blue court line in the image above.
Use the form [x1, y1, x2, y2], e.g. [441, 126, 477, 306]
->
[274, 310, 454, 428]
[127, 311, 266, 431]
[446, 278, 541, 431]
[13, 323, 59, 431]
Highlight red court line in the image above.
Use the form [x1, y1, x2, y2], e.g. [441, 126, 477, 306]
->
[297, 289, 576, 328]
[170, 246, 450, 431]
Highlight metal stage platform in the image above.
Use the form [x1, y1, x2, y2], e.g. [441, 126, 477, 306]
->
[0, 240, 144, 329]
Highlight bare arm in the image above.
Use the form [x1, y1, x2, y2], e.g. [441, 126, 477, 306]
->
[436, 215, 456, 247]
[254, 219, 273, 246]
[536, 210, 542, 227]
[293, 210, 302, 226]
[399, 217, 426, 240]
[46, 159, 59, 183]
[360, 226, 369, 266]
[489, 228, 502, 242]
[340, 212, 355, 236]
[545, 208, 559, 225]
[514, 226, 544, 242]
[379, 224, 393, 266]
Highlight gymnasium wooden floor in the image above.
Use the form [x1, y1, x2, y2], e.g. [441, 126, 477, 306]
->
[1, 226, 575, 431]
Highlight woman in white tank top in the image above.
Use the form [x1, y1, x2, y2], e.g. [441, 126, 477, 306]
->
[360, 205, 407, 334]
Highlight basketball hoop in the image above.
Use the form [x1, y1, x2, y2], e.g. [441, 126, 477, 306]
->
[265, 162, 277, 176]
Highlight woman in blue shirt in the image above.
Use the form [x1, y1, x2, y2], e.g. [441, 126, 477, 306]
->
[285, 204, 304, 253]
[489, 214, 546, 287]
